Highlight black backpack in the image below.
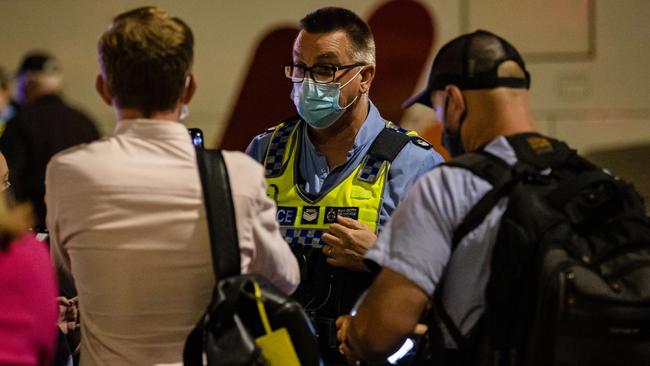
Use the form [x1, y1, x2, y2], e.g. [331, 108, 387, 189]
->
[183, 149, 321, 366]
[417, 133, 650, 366]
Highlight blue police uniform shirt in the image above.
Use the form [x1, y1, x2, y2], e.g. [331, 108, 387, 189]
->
[246, 101, 444, 229]
[365, 136, 518, 346]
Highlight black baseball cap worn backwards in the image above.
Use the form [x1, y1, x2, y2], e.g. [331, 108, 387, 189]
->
[404, 29, 531, 108]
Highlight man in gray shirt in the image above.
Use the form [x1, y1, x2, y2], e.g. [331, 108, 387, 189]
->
[336, 30, 536, 363]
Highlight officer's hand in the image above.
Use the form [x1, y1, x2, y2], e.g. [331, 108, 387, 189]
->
[337, 315, 365, 365]
[322, 215, 376, 272]
[336, 315, 351, 355]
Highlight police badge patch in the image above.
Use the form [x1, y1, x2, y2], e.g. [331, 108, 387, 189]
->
[412, 137, 432, 149]
[324, 207, 360, 223]
[300, 206, 320, 225]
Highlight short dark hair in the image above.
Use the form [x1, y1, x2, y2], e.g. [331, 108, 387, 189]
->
[299, 7, 375, 64]
[98, 6, 194, 117]
[16, 51, 61, 76]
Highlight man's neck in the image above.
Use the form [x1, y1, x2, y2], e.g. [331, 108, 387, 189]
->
[465, 116, 537, 153]
[115, 107, 179, 122]
[463, 91, 537, 151]
[307, 98, 369, 169]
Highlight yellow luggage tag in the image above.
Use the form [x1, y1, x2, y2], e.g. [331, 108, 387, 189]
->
[253, 281, 301, 366]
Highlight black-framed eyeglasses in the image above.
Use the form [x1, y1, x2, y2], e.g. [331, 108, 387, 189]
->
[283, 63, 366, 84]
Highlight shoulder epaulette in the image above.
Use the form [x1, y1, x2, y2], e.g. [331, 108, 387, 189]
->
[386, 121, 432, 150]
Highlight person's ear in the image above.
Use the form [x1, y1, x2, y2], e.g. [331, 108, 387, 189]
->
[444, 85, 465, 124]
[95, 74, 112, 106]
[181, 74, 196, 104]
[358, 64, 375, 94]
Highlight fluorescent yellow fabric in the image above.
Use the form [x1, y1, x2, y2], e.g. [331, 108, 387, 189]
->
[265, 121, 387, 240]
[253, 281, 301, 366]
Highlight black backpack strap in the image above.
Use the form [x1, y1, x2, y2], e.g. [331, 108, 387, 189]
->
[425, 151, 519, 360]
[183, 325, 203, 365]
[184, 148, 242, 365]
[195, 148, 241, 278]
[433, 288, 466, 349]
[444, 152, 515, 250]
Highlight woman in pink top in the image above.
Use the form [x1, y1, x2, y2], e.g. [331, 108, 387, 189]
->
[0, 153, 58, 366]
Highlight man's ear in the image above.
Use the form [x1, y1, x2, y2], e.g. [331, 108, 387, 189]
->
[95, 74, 112, 106]
[359, 64, 375, 94]
[181, 74, 197, 104]
[444, 85, 465, 125]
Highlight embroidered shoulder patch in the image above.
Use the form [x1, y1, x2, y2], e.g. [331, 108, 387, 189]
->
[411, 136, 432, 149]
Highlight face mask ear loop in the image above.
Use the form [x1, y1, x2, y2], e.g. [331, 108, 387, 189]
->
[338, 67, 364, 109]
[339, 67, 364, 90]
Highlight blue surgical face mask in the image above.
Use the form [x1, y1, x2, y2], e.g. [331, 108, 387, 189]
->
[291, 68, 362, 129]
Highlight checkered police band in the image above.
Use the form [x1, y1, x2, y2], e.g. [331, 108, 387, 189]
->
[281, 228, 325, 248]
[264, 120, 299, 177]
[357, 155, 386, 184]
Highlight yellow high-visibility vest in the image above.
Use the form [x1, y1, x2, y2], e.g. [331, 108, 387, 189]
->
[263, 118, 420, 248]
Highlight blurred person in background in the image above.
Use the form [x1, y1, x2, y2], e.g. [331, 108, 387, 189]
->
[0, 152, 9, 199]
[0, 52, 100, 230]
[0, 66, 19, 135]
[0, 151, 58, 366]
[45, 6, 299, 365]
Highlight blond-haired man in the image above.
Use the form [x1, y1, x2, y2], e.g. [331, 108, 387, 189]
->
[46, 7, 299, 365]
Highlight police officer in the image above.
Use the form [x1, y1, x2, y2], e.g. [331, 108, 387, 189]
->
[246, 6, 444, 364]
[337, 30, 543, 364]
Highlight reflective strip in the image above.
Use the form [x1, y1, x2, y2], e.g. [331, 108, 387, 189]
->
[264, 122, 297, 177]
[357, 155, 387, 183]
[281, 228, 325, 248]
